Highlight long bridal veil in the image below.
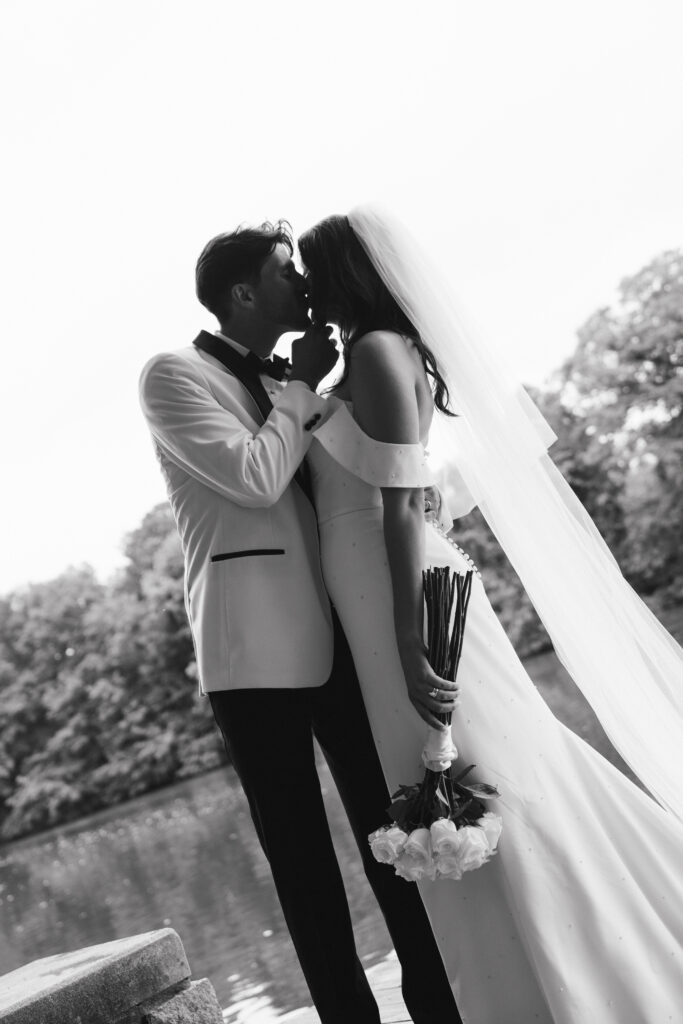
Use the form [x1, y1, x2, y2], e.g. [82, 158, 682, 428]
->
[349, 204, 683, 824]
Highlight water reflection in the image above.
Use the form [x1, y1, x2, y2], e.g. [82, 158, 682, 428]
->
[0, 763, 393, 1018]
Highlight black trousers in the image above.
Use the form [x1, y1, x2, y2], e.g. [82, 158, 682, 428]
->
[209, 614, 462, 1024]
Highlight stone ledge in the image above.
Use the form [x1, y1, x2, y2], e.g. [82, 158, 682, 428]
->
[0, 929, 191, 1024]
[141, 978, 223, 1023]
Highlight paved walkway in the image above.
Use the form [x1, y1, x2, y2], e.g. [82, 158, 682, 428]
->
[281, 955, 409, 1024]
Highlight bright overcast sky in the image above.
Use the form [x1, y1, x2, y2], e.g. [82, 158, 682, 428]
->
[1, 0, 682, 592]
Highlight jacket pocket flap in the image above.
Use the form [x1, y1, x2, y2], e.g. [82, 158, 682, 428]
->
[210, 548, 285, 563]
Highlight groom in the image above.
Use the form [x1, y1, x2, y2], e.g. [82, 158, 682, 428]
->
[139, 221, 462, 1024]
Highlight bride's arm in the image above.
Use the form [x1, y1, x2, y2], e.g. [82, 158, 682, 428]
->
[349, 332, 459, 731]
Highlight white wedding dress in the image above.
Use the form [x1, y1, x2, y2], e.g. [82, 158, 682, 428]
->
[309, 398, 683, 1024]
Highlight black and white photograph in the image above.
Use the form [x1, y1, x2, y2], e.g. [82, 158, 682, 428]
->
[1, 2, 683, 1022]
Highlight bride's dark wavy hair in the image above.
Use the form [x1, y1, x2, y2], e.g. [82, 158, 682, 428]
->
[298, 215, 454, 415]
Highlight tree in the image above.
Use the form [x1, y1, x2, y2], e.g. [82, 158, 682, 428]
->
[554, 249, 683, 598]
[0, 510, 224, 841]
[0, 568, 107, 836]
[439, 250, 683, 654]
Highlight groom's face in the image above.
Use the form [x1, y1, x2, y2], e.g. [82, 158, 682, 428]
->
[252, 243, 310, 331]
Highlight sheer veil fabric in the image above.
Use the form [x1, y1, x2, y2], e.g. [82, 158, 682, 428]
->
[348, 204, 683, 824]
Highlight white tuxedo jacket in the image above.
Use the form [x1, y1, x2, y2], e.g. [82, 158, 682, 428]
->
[139, 343, 334, 693]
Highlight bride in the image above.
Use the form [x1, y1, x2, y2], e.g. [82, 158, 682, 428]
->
[298, 207, 683, 1024]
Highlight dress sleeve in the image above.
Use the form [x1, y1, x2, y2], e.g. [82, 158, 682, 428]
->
[312, 401, 436, 487]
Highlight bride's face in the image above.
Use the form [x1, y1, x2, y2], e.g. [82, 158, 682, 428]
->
[302, 267, 338, 327]
[299, 217, 355, 328]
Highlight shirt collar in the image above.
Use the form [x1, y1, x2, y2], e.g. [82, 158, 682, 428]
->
[214, 331, 250, 358]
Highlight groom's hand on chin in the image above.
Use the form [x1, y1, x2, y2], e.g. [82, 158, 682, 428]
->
[289, 324, 338, 389]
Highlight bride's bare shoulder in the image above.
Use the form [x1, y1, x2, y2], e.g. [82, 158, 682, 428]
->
[347, 331, 422, 441]
[352, 329, 410, 352]
[350, 330, 417, 371]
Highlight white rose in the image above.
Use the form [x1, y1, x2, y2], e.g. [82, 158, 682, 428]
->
[404, 827, 434, 865]
[430, 819, 465, 879]
[455, 825, 490, 873]
[435, 854, 463, 881]
[368, 825, 408, 864]
[394, 854, 427, 882]
[478, 812, 503, 853]
[430, 817, 462, 857]
[394, 827, 436, 881]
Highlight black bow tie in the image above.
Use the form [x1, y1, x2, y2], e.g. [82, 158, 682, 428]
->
[244, 351, 291, 382]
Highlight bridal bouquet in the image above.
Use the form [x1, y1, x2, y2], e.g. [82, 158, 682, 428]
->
[369, 567, 503, 882]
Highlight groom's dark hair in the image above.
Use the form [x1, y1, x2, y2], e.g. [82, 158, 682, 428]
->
[195, 220, 294, 320]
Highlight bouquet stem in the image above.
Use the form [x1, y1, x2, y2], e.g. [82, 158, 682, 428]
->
[369, 565, 503, 882]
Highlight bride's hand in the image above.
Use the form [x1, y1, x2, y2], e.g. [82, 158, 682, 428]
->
[399, 645, 461, 731]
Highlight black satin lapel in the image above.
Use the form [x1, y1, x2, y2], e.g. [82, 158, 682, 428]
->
[193, 331, 272, 423]
[192, 331, 314, 505]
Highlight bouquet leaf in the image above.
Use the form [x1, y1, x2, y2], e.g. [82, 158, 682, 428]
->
[387, 798, 410, 823]
[450, 800, 473, 820]
[450, 763, 477, 784]
[463, 782, 500, 799]
[391, 783, 420, 800]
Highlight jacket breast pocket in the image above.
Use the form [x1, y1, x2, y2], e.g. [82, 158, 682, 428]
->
[210, 548, 285, 563]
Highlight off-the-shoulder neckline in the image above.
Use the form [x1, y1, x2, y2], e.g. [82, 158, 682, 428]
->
[327, 396, 428, 449]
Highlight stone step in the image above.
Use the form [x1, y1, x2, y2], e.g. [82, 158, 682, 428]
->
[0, 928, 223, 1024]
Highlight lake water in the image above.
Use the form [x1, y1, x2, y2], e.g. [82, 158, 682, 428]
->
[1, 628, 670, 1021]
[0, 761, 394, 1021]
